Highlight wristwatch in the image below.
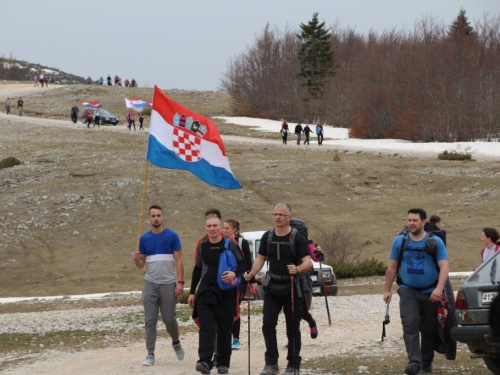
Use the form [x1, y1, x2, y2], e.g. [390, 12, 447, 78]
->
[177, 281, 185, 285]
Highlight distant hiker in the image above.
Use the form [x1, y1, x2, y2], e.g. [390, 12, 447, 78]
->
[316, 123, 324, 145]
[281, 121, 289, 144]
[33, 75, 38, 87]
[188, 215, 246, 374]
[139, 112, 145, 130]
[303, 124, 313, 145]
[107, 75, 112, 86]
[17, 97, 23, 116]
[45, 75, 49, 87]
[114, 75, 119, 85]
[223, 219, 257, 351]
[125, 79, 130, 87]
[383, 208, 449, 375]
[129, 111, 136, 130]
[132, 204, 186, 367]
[39, 73, 45, 87]
[94, 108, 100, 127]
[99, 76, 104, 85]
[86, 76, 92, 85]
[70, 105, 79, 124]
[295, 123, 303, 145]
[126, 112, 131, 129]
[480, 227, 500, 263]
[131, 78, 137, 87]
[4, 98, 11, 115]
[85, 109, 92, 128]
[245, 202, 312, 375]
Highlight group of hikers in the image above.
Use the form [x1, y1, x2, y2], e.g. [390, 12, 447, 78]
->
[33, 73, 50, 87]
[126, 111, 145, 130]
[85, 75, 138, 87]
[280, 121, 324, 146]
[132, 203, 500, 375]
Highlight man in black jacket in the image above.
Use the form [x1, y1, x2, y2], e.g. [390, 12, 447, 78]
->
[189, 217, 246, 375]
[294, 123, 303, 145]
[245, 203, 312, 375]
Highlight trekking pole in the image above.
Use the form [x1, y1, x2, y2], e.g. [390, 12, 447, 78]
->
[318, 257, 332, 326]
[247, 283, 251, 375]
[290, 275, 296, 372]
[381, 301, 390, 342]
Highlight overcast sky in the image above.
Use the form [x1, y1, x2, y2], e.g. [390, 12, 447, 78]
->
[1, 0, 499, 91]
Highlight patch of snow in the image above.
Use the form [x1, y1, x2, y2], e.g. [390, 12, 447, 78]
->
[216, 116, 500, 158]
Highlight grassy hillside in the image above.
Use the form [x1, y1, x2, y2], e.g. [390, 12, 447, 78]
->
[0, 85, 499, 297]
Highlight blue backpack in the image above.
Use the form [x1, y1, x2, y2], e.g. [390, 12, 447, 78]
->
[217, 238, 241, 290]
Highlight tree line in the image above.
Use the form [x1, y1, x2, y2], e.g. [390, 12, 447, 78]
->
[220, 10, 500, 142]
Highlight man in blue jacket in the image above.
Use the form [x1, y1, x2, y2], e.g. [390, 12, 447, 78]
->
[383, 208, 449, 375]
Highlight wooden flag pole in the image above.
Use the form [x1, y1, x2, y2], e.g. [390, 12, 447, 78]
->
[135, 160, 150, 252]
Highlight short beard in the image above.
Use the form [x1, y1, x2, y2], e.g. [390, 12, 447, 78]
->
[151, 223, 162, 228]
[410, 227, 423, 235]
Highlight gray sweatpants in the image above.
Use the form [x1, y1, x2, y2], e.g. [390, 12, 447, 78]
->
[142, 279, 180, 355]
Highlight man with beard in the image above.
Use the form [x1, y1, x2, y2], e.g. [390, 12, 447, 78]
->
[132, 205, 185, 366]
[188, 216, 246, 374]
[383, 208, 449, 374]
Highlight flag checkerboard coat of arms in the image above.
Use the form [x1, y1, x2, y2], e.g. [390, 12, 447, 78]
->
[172, 127, 201, 162]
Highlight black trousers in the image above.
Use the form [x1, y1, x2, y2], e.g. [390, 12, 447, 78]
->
[317, 133, 323, 145]
[262, 284, 303, 368]
[303, 134, 310, 145]
[197, 290, 236, 367]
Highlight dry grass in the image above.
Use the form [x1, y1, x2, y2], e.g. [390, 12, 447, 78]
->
[0, 85, 499, 297]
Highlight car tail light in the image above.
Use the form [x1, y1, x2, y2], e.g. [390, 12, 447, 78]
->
[455, 290, 468, 310]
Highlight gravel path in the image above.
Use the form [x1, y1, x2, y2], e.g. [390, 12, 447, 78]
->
[1, 294, 403, 374]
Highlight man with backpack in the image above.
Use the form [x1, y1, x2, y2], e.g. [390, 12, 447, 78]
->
[245, 203, 312, 375]
[188, 216, 246, 374]
[383, 208, 449, 375]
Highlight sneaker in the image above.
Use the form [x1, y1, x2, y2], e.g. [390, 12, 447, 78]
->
[284, 366, 300, 375]
[196, 361, 211, 374]
[259, 364, 280, 375]
[218, 366, 229, 374]
[404, 363, 421, 375]
[421, 362, 433, 373]
[231, 338, 241, 350]
[173, 341, 185, 360]
[310, 320, 318, 339]
[142, 355, 155, 366]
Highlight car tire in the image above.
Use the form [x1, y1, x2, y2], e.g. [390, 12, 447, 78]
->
[483, 357, 500, 374]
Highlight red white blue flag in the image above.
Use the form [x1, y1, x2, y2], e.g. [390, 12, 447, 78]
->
[124, 97, 152, 112]
[147, 86, 241, 189]
[81, 100, 101, 108]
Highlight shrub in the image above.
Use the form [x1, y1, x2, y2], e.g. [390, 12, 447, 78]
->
[0, 156, 21, 170]
[438, 146, 473, 161]
[332, 258, 387, 279]
[178, 290, 190, 304]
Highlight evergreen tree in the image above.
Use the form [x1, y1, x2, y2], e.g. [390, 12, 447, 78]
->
[297, 12, 336, 100]
[448, 8, 475, 40]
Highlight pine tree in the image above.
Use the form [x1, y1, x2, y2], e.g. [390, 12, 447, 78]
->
[448, 8, 475, 40]
[297, 12, 336, 100]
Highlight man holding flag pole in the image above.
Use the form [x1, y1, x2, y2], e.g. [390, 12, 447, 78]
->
[132, 85, 242, 370]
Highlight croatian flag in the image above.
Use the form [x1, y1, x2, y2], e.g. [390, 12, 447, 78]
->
[81, 100, 102, 108]
[125, 97, 153, 112]
[147, 86, 241, 189]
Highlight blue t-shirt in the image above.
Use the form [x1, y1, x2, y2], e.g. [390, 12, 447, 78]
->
[139, 228, 182, 284]
[390, 233, 448, 293]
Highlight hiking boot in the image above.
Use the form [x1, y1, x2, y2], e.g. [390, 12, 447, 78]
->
[196, 361, 211, 374]
[310, 320, 318, 339]
[231, 338, 241, 350]
[284, 366, 300, 375]
[404, 363, 421, 375]
[217, 366, 229, 374]
[421, 362, 433, 373]
[142, 355, 155, 366]
[173, 341, 185, 360]
[259, 364, 280, 375]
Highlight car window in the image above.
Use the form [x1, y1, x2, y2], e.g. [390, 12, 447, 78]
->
[100, 110, 112, 116]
